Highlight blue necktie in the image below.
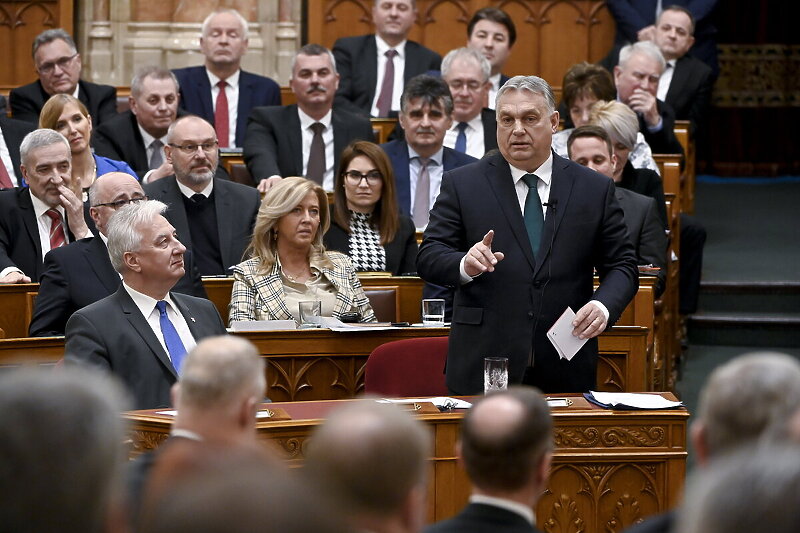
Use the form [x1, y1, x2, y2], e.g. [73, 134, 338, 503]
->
[522, 174, 544, 256]
[454, 122, 468, 153]
[156, 300, 187, 374]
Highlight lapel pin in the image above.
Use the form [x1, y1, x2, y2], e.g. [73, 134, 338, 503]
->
[190, 317, 196, 322]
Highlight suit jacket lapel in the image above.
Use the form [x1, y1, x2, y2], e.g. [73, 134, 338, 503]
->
[390, 142, 412, 214]
[665, 57, 688, 106]
[365, 37, 379, 104]
[170, 293, 206, 340]
[533, 154, 573, 278]
[85, 237, 121, 293]
[331, 109, 349, 175]
[287, 106, 305, 175]
[18, 190, 43, 265]
[195, 71, 215, 125]
[236, 72, 253, 146]
[115, 287, 178, 379]
[161, 177, 193, 249]
[212, 180, 234, 267]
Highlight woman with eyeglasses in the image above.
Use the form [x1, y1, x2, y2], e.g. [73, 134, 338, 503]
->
[39, 94, 136, 198]
[324, 141, 418, 275]
[229, 176, 376, 324]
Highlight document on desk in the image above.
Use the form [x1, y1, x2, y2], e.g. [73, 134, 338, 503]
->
[546, 307, 587, 361]
[320, 317, 397, 332]
[229, 320, 297, 332]
[586, 391, 683, 410]
[379, 397, 473, 409]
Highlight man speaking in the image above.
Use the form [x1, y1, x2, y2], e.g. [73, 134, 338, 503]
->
[417, 76, 638, 394]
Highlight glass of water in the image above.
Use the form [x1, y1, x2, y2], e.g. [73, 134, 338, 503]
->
[421, 298, 445, 326]
[484, 357, 509, 393]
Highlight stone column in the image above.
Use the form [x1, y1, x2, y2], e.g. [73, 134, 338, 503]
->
[87, 0, 116, 84]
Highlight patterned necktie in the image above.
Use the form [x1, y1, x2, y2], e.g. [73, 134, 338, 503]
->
[376, 49, 398, 117]
[156, 300, 187, 374]
[45, 208, 66, 250]
[149, 139, 163, 170]
[413, 157, 431, 228]
[215, 80, 229, 148]
[454, 122, 468, 153]
[522, 174, 544, 256]
[0, 160, 13, 188]
[306, 122, 326, 185]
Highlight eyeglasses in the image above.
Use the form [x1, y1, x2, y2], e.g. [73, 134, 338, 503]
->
[92, 196, 149, 209]
[344, 170, 382, 185]
[168, 141, 219, 155]
[448, 80, 484, 92]
[37, 53, 79, 75]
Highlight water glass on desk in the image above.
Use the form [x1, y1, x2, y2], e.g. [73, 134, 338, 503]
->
[484, 357, 508, 393]
[298, 300, 322, 328]
[421, 298, 445, 326]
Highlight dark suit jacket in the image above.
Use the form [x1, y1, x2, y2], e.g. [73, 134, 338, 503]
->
[0, 188, 85, 280]
[639, 98, 684, 156]
[9, 79, 117, 125]
[144, 176, 260, 273]
[425, 503, 543, 533]
[618, 161, 668, 229]
[243, 104, 374, 182]
[664, 55, 713, 134]
[29, 236, 206, 336]
[172, 66, 281, 147]
[324, 213, 418, 275]
[92, 111, 151, 176]
[0, 117, 35, 185]
[417, 152, 638, 394]
[380, 139, 478, 216]
[65, 286, 226, 409]
[332, 35, 442, 116]
[480, 108, 499, 154]
[616, 187, 667, 296]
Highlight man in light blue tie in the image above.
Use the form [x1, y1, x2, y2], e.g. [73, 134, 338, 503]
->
[65, 199, 227, 409]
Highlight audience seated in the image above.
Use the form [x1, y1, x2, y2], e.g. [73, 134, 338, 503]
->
[567, 125, 667, 296]
[425, 387, 553, 533]
[0, 116, 36, 188]
[64, 199, 227, 409]
[0, 129, 92, 284]
[39, 94, 137, 193]
[29, 172, 205, 336]
[552, 62, 659, 175]
[324, 140, 418, 274]
[9, 29, 117, 125]
[173, 8, 281, 148]
[244, 44, 374, 193]
[229, 176, 376, 324]
[304, 399, 431, 533]
[144, 115, 260, 276]
[0, 367, 129, 533]
[466, 7, 516, 109]
[441, 47, 498, 159]
[333, 0, 441, 118]
[93, 66, 181, 181]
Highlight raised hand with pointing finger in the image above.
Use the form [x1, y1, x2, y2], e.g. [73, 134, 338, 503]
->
[464, 230, 505, 277]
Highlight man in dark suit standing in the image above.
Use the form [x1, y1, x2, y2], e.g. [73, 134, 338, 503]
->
[65, 199, 227, 410]
[441, 47, 497, 159]
[9, 29, 117, 125]
[417, 76, 638, 394]
[0, 129, 91, 284]
[381, 75, 476, 229]
[29, 172, 206, 337]
[0, 116, 36, 188]
[333, 0, 441, 118]
[425, 388, 552, 533]
[244, 44, 374, 193]
[146, 116, 259, 276]
[466, 7, 516, 110]
[173, 9, 280, 148]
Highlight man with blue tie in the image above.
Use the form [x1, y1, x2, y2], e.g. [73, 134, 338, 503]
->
[65, 200, 227, 410]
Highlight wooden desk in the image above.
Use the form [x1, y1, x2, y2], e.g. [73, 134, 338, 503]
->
[0, 283, 39, 338]
[126, 393, 688, 527]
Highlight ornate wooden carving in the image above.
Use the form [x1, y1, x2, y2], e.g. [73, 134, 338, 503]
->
[555, 426, 667, 448]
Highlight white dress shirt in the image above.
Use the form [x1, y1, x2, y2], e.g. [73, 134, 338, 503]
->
[443, 114, 485, 159]
[407, 144, 444, 227]
[207, 68, 240, 148]
[657, 59, 676, 102]
[122, 282, 197, 364]
[0, 128, 18, 187]
[297, 107, 335, 191]
[371, 35, 406, 117]
[487, 72, 502, 110]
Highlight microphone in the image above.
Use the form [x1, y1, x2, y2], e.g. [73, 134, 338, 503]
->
[542, 199, 558, 209]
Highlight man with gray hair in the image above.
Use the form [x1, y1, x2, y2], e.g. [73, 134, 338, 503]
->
[441, 47, 498, 159]
[94, 66, 183, 181]
[0, 367, 129, 533]
[304, 400, 431, 533]
[0, 128, 91, 283]
[65, 199, 226, 409]
[418, 75, 637, 394]
[245, 43, 374, 193]
[173, 8, 280, 148]
[9, 28, 117, 124]
[613, 40, 683, 155]
[426, 387, 553, 533]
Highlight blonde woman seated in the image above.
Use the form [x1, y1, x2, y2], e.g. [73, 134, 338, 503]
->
[229, 176, 376, 324]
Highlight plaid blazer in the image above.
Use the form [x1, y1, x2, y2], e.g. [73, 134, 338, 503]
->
[228, 251, 376, 325]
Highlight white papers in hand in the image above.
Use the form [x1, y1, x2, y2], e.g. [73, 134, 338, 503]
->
[546, 307, 587, 361]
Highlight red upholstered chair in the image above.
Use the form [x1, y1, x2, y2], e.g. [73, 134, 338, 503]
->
[364, 337, 449, 397]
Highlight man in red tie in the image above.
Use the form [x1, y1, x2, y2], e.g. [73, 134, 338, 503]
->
[0, 129, 91, 284]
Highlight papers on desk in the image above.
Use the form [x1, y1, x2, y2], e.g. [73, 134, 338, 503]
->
[378, 397, 473, 410]
[229, 318, 398, 332]
[320, 317, 397, 332]
[156, 409, 276, 419]
[546, 307, 587, 361]
[585, 391, 683, 410]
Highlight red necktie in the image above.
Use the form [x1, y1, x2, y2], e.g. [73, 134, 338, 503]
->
[376, 49, 398, 118]
[215, 80, 229, 148]
[0, 161, 13, 189]
[45, 209, 66, 250]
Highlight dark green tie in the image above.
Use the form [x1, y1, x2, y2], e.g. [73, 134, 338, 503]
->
[522, 173, 544, 256]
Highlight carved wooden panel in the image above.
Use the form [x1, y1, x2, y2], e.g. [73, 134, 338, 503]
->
[266, 355, 366, 401]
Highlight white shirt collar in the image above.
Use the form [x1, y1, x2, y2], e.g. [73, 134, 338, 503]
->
[407, 144, 444, 166]
[177, 178, 214, 199]
[469, 494, 535, 525]
[170, 428, 204, 441]
[489, 72, 502, 90]
[297, 107, 333, 130]
[122, 280, 177, 319]
[206, 68, 241, 88]
[509, 152, 553, 186]
[451, 113, 484, 131]
[374, 34, 406, 59]
[29, 189, 64, 219]
[137, 124, 167, 149]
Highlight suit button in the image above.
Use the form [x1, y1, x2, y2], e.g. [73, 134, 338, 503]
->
[528, 312, 534, 319]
